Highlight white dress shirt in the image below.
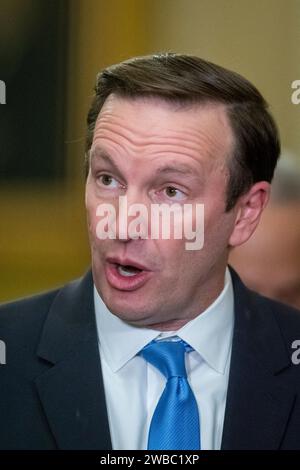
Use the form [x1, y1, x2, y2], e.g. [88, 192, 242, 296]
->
[94, 267, 234, 450]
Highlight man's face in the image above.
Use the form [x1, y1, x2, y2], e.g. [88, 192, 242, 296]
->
[85, 95, 239, 330]
[230, 204, 300, 310]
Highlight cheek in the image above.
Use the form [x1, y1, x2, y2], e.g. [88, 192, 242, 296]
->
[155, 239, 205, 283]
[85, 189, 100, 238]
[86, 205, 95, 234]
[204, 198, 236, 242]
[155, 238, 187, 261]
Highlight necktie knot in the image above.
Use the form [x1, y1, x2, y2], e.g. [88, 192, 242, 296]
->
[139, 338, 189, 379]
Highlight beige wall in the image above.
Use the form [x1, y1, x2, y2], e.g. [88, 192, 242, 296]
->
[1, 0, 299, 301]
[149, 0, 300, 155]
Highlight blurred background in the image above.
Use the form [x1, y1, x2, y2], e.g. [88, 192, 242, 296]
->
[0, 0, 300, 303]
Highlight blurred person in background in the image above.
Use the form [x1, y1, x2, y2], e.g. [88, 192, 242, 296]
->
[230, 152, 300, 309]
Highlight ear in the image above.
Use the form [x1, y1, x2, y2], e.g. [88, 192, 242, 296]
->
[229, 181, 271, 248]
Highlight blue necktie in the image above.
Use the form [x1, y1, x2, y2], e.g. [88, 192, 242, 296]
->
[139, 338, 201, 450]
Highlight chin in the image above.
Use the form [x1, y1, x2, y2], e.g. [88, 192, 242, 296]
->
[108, 305, 151, 326]
[102, 292, 155, 325]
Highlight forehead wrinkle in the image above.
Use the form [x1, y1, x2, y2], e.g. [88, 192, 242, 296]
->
[92, 134, 226, 181]
[96, 112, 157, 145]
[91, 136, 129, 163]
[93, 136, 206, 173]
[93, 129, 200, 163]
[95, 103, 234, 171]
[98, 111, 218, 143]
[94, 123, 145, 150]
[92, 140, 206, 179]
[94, 122, 227, 163]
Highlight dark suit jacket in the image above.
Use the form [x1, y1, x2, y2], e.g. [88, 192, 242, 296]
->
[1, 267, 300, 450]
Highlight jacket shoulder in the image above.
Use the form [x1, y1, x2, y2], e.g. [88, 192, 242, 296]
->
[0, 280, 79, 347]
[0, 287, 60, 327]
[249, 289, 300, 342]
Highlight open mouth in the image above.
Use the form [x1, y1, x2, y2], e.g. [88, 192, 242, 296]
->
[116, 264, 143, 277]
[105, 260, 151, 291]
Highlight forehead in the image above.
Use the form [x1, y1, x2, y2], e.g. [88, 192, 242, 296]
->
[91, 94, 234, 168]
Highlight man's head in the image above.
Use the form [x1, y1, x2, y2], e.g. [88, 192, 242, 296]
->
[85, 54, 280, 211]
[85, 53, 280, 330]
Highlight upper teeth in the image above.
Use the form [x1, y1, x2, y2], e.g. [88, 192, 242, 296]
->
[118, 265, 139, 277]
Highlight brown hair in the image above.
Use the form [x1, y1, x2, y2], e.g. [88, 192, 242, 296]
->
[85, 53, 280, 211]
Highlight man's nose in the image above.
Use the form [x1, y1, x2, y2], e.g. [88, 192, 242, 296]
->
[115, 192, 150, 241]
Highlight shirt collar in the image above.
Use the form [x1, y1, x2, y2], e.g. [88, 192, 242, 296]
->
[94, 267, 234, 374]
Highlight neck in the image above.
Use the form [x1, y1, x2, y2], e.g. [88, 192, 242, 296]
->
[144, 269, 227, 331]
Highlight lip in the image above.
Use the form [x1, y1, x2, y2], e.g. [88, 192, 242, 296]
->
[105, 260, 152, 291]
[106, 256, 150, 272]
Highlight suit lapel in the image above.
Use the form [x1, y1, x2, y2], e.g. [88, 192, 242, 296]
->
[35, 270, 112, 450]
[221, 268, 296, 449]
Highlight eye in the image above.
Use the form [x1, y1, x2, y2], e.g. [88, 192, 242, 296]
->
[164, 186, 186, 200]
[97, 174, 119, 188]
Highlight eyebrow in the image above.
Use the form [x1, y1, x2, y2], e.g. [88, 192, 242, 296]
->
[90, 147, 202, 179]
[90, 149, 121, 172]
[155, 164, 197, 177]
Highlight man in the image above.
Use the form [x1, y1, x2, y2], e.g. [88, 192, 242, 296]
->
[1, 53, 300, 450]
[230, 153, 300, 309]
